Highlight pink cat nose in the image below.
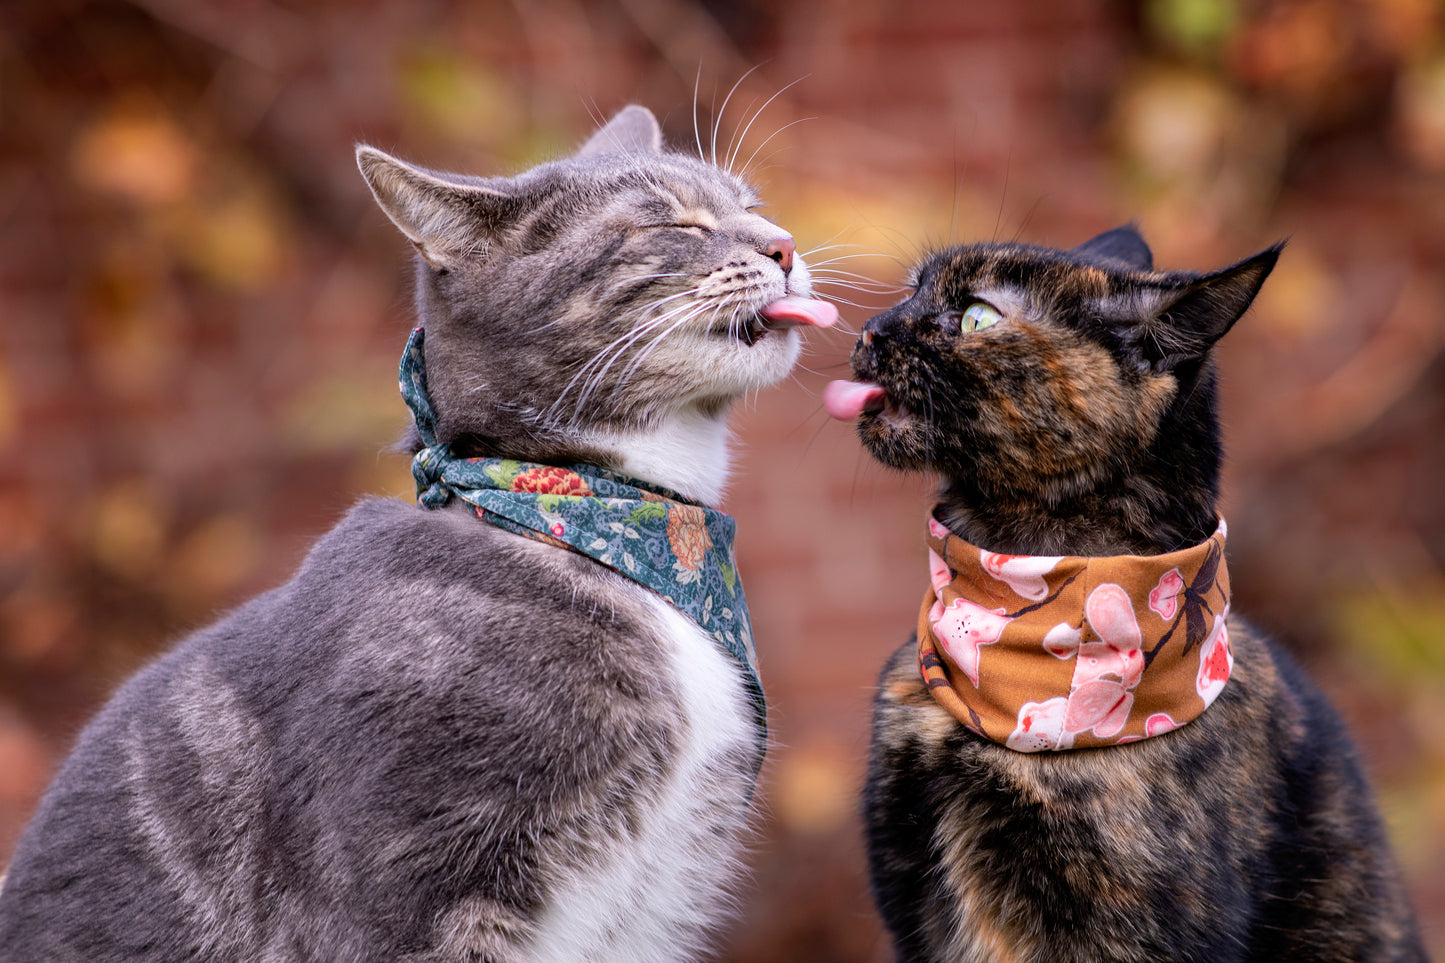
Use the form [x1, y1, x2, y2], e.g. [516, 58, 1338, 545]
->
[764, 236, 795, 273]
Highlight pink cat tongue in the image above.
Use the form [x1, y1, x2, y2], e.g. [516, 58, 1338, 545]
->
[823, 380, 888, 420]
[759, 296, 839, 329]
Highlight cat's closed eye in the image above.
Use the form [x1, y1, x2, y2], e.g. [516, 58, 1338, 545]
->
[941, 300, 1003, 335]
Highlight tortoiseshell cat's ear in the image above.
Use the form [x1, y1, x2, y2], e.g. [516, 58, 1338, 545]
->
[1117, 243, 1284, 372]
[1073, 224, 1153, 271]
[356, 146, 517, 269]
[577, 105, 664, 156]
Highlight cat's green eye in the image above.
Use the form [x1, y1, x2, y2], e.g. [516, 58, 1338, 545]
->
[959, 301, 1003, 333]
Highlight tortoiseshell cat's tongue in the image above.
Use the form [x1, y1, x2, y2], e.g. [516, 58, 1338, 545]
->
[758, 296, 839, 329]
[823, 379, 887, 420]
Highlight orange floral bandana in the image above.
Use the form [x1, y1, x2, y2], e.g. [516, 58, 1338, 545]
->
[917, 517, 1232, 751]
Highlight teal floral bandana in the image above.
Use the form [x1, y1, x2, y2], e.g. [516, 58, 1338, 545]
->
[398, 326, 763, 730]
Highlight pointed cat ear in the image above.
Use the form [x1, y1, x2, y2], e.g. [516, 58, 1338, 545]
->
[1130, 244, 1283, 370]
[356, 146, 515, 268]
[577, 105, 664, 156]
[1073, 224, 1153, 271]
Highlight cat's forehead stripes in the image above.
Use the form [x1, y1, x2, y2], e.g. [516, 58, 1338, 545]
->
[918, 244, 1167, 323]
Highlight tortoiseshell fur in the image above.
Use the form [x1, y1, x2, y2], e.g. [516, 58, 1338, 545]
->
[854, 228, 1426, 962]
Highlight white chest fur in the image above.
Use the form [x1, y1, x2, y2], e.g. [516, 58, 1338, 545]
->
[576, 409, 733, 506]
[526, 591, 757, 963]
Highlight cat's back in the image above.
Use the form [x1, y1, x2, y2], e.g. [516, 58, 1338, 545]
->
[0, 497, 761, 963]
[865, 616, 1425, 963]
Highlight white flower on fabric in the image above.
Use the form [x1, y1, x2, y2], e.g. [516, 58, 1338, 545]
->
[1042, 622, 1082, 659]
[1007, 697, 1074, 752]
[980, 551, 1063, 600]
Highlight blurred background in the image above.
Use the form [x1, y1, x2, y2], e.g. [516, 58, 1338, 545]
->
[2, 0, 1443, 958]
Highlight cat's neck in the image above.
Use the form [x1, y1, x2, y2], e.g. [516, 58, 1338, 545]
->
[938, 366, 1225, 557]
[935, 484, 1218, 558]
[576, 406, 733, 506]
[937, 435, 1221, 557]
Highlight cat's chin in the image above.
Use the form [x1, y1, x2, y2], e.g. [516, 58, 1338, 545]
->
[855, 418, 930, 472]
[684, 325, 804, 397]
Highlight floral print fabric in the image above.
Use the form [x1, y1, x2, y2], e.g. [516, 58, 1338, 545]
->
[398, 327, 763, 730]
[917, 516, 1231, 752]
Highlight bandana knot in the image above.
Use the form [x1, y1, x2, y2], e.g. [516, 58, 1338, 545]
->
[397, 327, 764, 732]
[918, 516, 1232, 752]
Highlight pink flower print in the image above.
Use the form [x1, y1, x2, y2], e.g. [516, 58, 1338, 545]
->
[1080, 583, 1145, 689]
[1063, 679, 1134, 739]
[930, 598, 1013, 688]
[928, 548, 952, 594]
[1145, 712, 1181, 737]
[928, 517, 951, 540]
[1196, 604, 1232, 706]
[1007, 697, 1075, 753]
[1025, 583, 1147, 747]
[1148, 568, 1185, 620]
[979, 552, 1063, 601]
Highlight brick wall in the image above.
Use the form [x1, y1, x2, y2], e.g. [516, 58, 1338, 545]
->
[2, 1, 1441, 957]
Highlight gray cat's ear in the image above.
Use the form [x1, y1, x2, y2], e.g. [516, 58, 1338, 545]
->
[1074, 224, 1153, 271]
[1132, 244, 1283, 370]
[356, 146, 514, 268]
[578, 105, 663, 156]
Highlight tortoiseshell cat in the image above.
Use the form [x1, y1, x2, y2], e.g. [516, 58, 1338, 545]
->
[825, 227, 1426, 962]
[0, 106, 835, 962]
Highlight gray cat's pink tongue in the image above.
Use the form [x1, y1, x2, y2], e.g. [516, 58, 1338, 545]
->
[824, 380, 887, 420]
[759, 296, 839, 328]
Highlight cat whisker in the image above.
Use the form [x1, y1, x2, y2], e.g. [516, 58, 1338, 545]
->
[569, 307, 692, 392]
[800, 242, 880, 258]
[807, 269, 903, 289]
[692, 64, 706, 164]
[607, 272, 693, 290]
[809, 284, 902, 301]
[801, 252, 890, 269]
[548, 306, 688, 422]
[606, 302, 715, 404]
[556, 298, 714, 424]
[724, 92, 762, 176]
[532, 280, 697, 333]
[736, 116, 814, 182]
[809, 294, 872, 316]
[726, 76, 807, 175]
[711, 65, 765, 168]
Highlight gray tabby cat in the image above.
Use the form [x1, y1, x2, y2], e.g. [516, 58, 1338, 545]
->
[0, 106, 834, 962]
